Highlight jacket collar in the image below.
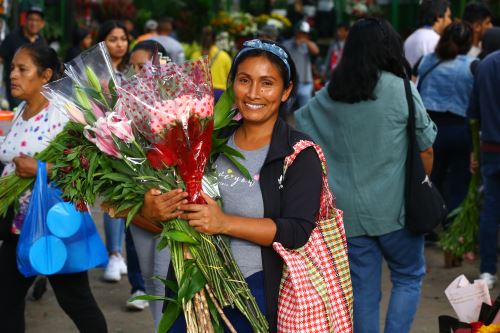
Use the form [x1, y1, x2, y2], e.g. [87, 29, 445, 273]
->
[265, 117, 295, 164]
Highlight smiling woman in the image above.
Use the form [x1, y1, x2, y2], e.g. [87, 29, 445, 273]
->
[143, 39, 324, 333]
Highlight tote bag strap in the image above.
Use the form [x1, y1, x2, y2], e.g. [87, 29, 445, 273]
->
[282, 140, 335, 220]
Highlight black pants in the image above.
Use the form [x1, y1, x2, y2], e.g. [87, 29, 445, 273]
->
[0, 237, 108, 333]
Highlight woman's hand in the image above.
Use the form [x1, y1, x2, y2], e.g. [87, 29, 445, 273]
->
[180, 192, 226, 235]
[140, 188, 188, 222]
[13, 155, 38, 178]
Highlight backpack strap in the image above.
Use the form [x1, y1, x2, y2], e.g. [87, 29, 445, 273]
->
[282, 140, 335, 220]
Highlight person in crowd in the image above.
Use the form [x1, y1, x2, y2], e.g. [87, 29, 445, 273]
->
[295, 18, 437, 333]
[143, 38, 323, 333]
[417, 22, 475, 215]
[0, 6, 46, 109]
[96, 20, 148, 311]
[136, 19, 158, 43]
[123, 18, 139, 46]
[323, 22, 349, 79]
[129, 40, 169, 72]
[469, 50, 500, 290]
[149, 17, 185, 65]
[256, 24, 280, 41]
[0, 43, 107, 333]
[404, 0, 452, 67]
[282, 20, 320, 109]
[190, 26, 232, 102]
[462, 2, 492, 57]
[477, 27, 500, 60]
[64, 27, 93, 62]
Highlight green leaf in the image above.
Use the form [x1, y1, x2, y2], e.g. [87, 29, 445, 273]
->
[157, 237, 169, 251]
[82, 87, 102, 102]
[126, 203, 142, 226]
[153, 276, 179, 293]
[108, 159, 136, 176]
[224, 153, 252, 180]
[221, 144, 245, 159]
[207, 295, 223, 333]
[102, 173, 133, 183]
[129, 294, 177, 303]
[158, 302, 182, 333]
[177, 261, 206, 304]
[163, 230, 199, 245]
[213, 87, 235, 130]
[109, 79, 118, 108]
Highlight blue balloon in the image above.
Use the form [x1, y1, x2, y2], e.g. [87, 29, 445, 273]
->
[47, 202, 82, 238]
[29, 235, 67, 275]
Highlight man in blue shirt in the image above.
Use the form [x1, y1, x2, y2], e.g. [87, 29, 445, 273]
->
[468, 50, 500, 289]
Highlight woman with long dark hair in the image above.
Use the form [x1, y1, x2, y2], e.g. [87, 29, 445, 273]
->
[97, 20, 130, 74]
[96, 20, 131, 283]
[296, 18, 437, 333]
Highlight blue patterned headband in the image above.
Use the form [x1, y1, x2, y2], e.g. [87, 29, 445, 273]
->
[234, 39, 291, 82]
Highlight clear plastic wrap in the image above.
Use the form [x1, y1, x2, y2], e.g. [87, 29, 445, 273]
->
[42, 42, 118, 125]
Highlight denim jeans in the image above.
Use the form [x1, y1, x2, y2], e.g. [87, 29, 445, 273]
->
[125, 227, 146, 294]
[431, 122, 471, 212]
[103, 213, 125, 253]
[479, 152, 500, 274]
[348, 228, 425, 333]
[168, 271, 266, 332]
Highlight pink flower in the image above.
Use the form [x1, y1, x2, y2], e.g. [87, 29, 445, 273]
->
[83, 117, 121, 158]
[90, 102, 105, 119]
[106, 112, 135, 143]
[65, 103, 87, 125]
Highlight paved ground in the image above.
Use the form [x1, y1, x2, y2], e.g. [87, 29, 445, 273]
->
[20, 208, 497, 332]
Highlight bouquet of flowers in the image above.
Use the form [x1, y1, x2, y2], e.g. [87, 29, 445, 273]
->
[0, 43, 267, 332]
[114, 57, 266, 332]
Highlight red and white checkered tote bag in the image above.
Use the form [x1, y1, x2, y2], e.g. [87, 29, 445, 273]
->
[273, 140, 353, 333]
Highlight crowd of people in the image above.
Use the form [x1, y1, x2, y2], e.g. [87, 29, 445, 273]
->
[0, 1, 499, 332]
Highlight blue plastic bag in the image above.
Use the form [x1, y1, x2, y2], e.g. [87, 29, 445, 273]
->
[17, 161, 108, 277]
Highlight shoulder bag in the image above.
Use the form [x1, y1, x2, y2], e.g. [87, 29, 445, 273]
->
[404, 78, 448, 234]
[273, 140, 353, 332]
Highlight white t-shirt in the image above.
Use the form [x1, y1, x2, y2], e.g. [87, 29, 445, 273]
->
[404, 27, 440, 67]
[468, 45, 481, 58]
[0, 101, 69, 176]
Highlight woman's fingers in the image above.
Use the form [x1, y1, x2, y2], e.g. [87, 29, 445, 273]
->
[189, 219, 213, 234]
[179, 203, 204, 212]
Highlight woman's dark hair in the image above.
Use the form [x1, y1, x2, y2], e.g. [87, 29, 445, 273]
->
[132, 40, 168, 59]
[327, 18, 409, 103]
[97, 20, 130, 72]
[478, 27, 500, 59]
[419, 0, 451, 26]
[435, 22, 472, 60]
[18, 44, 62, 82]
[229, 39, 298, 105]
[73, 27, 90, 46]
